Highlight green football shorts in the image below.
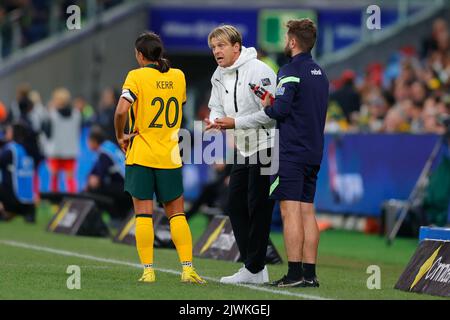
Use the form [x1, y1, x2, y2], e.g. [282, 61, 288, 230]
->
[124, 164, 183, 202]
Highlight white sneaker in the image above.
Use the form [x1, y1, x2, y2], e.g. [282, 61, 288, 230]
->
[220, 266, 269, 284]
[262, 266, 269, 283]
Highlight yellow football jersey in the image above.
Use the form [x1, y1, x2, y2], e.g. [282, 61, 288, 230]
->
[121, 65, 186, 168]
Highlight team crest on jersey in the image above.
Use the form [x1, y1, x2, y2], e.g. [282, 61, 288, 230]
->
[261, 78, 271, 86]
[276, 87, 285, 96]
[276, 79, 285, 95]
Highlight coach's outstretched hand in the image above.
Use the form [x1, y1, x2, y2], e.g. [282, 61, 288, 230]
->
[203, 118, 222, 131]
[214, 117, 235, 129]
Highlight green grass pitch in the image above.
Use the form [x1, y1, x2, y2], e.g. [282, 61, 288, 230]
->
[0, 202, 446, 300]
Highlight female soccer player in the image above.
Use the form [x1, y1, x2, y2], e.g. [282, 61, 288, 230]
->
[114, 31, 205, 284]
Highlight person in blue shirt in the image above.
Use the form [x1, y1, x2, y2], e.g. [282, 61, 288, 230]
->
[264, 19, 329, 288]
[86, 125, 132, 226]
[0, 122, 36, 223]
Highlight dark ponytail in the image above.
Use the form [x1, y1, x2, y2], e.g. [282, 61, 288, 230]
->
[135, 31, 171, 73]
[157, 58, 170, 73]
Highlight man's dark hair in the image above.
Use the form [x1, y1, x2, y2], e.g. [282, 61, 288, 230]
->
[89, 126, 106, 145]
[18, 96, 33, 115]
[11, 122, 28, 145]
[286, 19, 317, 52]
[135, 31, 170, 73]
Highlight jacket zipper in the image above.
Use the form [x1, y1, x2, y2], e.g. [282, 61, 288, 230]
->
[262, 125, 270, 136]
[233, 70, 239, 113]
[215, 79, 228, 94]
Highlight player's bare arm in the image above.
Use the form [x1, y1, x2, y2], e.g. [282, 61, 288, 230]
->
[114, 97, 137, 153]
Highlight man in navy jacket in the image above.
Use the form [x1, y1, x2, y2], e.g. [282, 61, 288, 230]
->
[86, 126, 132, 225]
[0, 122, 36, 223]
[264, 19, 329, 287]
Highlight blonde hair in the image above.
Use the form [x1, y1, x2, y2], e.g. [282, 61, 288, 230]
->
[52, 87, 72, 107]
[208, 25, 242, 50]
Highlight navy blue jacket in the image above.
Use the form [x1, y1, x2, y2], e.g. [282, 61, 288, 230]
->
[0, 147, 14, 191]
[90, 141, 125, 188]
[90, 153, 124, 187]
[264, 52, 329, 165]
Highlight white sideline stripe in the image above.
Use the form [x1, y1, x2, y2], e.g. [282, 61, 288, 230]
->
[0, 240, 331, 300]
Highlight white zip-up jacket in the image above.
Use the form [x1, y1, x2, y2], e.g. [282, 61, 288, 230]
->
[208, 46, 276, 157]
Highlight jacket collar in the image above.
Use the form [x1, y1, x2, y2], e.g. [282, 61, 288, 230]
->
[291, 52, 312, 63]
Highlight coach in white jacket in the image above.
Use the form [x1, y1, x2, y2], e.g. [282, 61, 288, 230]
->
[205, 25, 276, 284]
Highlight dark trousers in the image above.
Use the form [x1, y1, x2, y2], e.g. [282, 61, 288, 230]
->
[227, 149, 274, 273]
[87, 184, 132, 220]
[0, 185, 35, 218]
[186, 164, 232, 219]
[186, 181, 228, 219]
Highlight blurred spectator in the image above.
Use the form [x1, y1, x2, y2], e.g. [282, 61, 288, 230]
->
[44, 87, 81, 193]
[257, 49, 279, 74]
[327, 17, 450, 135]
[93, 87, 118, 143]
[25, 89, 48, 199]
[358, 88, 391, 132]
[329, 70, 361, 125]
[86, 125, 131, 226]
[324, 100, 348, 133]
[8, 83, 31, 123]
[382, 108, 409, 133]
[410, 81, 428, 106]
[422, 98, 444, 134]
[73, 95, 95, 126]
[0, 122, 36, 223]
[28, 90, 48, 133]
[422, 18, 448, 58]
[0, 100, 8, 124]
[365, 62, 384, 88]
[436, 98, 450, 117]
[392, 81, 410, 103]
[15, 90, 45, 189]
[408, 102, 423, 134]
[4, 85, 45, 181]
